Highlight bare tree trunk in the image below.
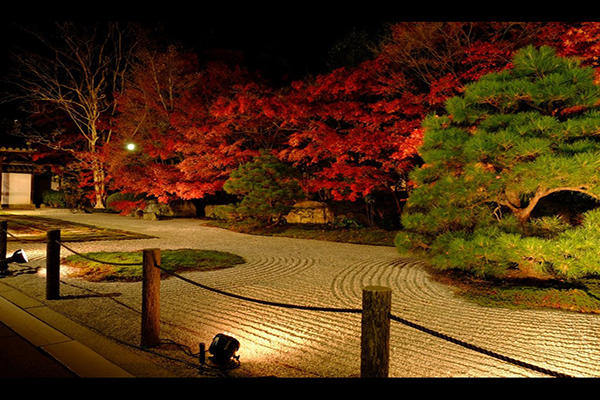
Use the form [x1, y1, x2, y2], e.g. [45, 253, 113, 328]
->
[92, 160, 106, 208]
[6, 22, 134, 209]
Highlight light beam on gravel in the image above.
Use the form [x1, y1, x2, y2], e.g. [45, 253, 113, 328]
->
[37, 264, 77, 278]
[221, 328, 305, 367]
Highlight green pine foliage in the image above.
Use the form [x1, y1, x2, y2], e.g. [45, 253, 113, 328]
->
[223, 151, 305, 225]
[396, 46, 600, 280]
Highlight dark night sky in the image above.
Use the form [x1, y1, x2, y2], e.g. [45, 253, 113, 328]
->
[0, 18, 387, 80]
[0, 6, 574, 108]
[160, 19, 387, 79]
[0, 1, 566, 81]
[0, 16, 389, 134]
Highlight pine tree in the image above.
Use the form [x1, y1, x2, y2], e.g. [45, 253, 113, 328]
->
[223, 151, 305, 225]
[396, 46, 600, 280]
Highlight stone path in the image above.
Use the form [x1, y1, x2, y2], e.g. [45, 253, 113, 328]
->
[1, 209, 598, 378]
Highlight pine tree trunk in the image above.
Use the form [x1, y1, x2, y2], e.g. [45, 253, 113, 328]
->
[507, 187, 598, 236]
[513, 208, 532, 235]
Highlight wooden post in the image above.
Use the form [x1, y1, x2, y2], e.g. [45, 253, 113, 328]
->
[46, 229, 61, 300]
[0, 220, 6, 261]
[361, 286, 392, 378]
[141, 248, 161, 348]
[0, 155, 4, 209]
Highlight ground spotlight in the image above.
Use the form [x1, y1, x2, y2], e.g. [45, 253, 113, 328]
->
[208, 333, 240, 367]
[0, 249, 28, 275]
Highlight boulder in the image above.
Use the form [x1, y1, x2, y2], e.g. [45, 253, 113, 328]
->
[142, 200, 197, 219]
[142, 211, 159, 220]
[285, 201, 334, 224]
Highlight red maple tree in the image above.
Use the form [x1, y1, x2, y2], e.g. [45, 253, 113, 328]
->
[106, 47, 259, 203]
[279, 57, 424, 207]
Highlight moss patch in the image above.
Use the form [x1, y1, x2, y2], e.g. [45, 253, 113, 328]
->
[63, 249, 245, 282]
[432, 269, 600, 314]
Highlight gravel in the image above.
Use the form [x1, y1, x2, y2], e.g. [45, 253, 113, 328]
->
[1, 208, 599, 378]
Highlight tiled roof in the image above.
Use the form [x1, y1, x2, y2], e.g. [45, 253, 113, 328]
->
[2, 162, 39, 173]
[0, 146, 32, 153]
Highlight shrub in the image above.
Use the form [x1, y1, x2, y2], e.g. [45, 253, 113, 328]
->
[223, 151, 305, 225]
[42, 190, 67, 208]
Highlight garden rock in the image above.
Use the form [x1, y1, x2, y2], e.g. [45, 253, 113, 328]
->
[143, 200, 197, 218]
[285, 201, 334, 224]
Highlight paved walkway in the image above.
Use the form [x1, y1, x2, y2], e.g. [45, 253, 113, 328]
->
[0, 285, 137, 378]
[0, 317, 76, 378]
[0, 209, 598, 378]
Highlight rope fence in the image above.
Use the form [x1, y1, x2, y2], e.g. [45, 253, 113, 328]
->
[0, 223, 574, 378]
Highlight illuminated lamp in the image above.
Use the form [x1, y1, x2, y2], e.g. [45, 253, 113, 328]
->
[126, 143, 136, 151]
[208, 333, 240, 366]
[0, 249, 28, 275]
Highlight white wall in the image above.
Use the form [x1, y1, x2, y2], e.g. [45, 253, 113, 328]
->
[1, 173, 32, 206]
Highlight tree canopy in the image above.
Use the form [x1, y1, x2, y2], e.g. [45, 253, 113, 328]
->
[9, 21, 600, 230]
[396, 46, 600, 280]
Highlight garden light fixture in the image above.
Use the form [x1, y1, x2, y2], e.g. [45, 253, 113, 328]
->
[208, 333, 240, 367]
[0, 249, 28, 275]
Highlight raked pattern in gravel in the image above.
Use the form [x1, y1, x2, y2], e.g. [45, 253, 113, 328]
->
[1, 209, 599, 378]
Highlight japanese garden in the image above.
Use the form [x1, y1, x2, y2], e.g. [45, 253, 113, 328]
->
[5, 22, 600, 311]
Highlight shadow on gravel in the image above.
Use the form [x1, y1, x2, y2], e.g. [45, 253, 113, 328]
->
[59, 292, 123, 300]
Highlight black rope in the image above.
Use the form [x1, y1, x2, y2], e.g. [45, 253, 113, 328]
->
[155, 263, 573, 378]
[1, 228, 41, 243]
[389, 314, 573, 378]
[155, 263, 362, 314]
[57, 241, 143, 266]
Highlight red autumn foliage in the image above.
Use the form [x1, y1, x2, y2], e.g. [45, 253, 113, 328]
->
[278, 57, 425, 202]
[106, 47, 259, 202]
[102, 21, 600, 220]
